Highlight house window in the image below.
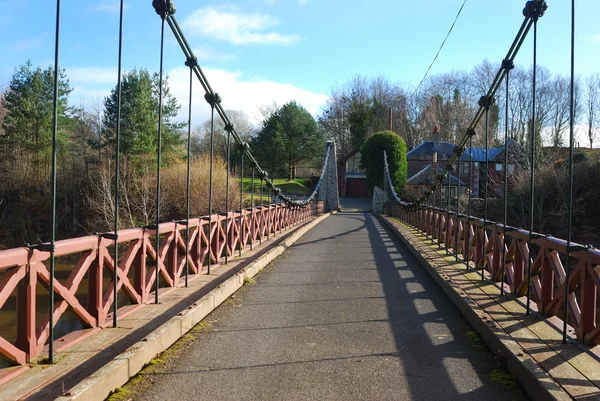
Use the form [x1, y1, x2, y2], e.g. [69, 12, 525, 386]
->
[495, 163, 502, 171]
[508, 164, 515, 173]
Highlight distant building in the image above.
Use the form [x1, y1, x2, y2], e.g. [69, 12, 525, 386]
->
[407, 164, 465, 200]
[406, 139, 521, 199]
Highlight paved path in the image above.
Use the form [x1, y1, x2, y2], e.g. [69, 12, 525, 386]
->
[136, 213, 527, 401]
[339, 197, 371, 212]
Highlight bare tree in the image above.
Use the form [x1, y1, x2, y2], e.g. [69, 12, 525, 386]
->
[318, 75, 412, 151]
[198, 109, 255, 162]
[319, 86, 352, 156]
[585, 73, 600, 149]
[257, 101, 279, 121]
[549, 75, 570, 147]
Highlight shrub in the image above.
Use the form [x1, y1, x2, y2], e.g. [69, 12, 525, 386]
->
[359, 131, 407, 194]
[161, 155, 240, 221]
[84, 155, 240, 232]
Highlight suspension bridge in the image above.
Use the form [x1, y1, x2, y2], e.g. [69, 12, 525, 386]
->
[1, 0, 600, 400]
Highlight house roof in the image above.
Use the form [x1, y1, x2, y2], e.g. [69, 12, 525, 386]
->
[407, 141, 456, 160]
[407, 165, 465, 186]
[340, 147, 361, 163]
[460, 139, 519, 162]
[409, 139, 519, 163]
[460, 147, 503, 162]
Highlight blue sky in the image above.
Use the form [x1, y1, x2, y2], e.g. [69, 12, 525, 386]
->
[0, 0, 598, 126]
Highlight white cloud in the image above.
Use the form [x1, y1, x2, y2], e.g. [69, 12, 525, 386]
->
[66, 67, 117, 107]
[182, 7, 300, 46]
[592, 34, 600, 42]
[67, 67, 118, 84]
[193, 47, 237, 63]
[64, 65, 328, 130]
[166, 66, 328, 126]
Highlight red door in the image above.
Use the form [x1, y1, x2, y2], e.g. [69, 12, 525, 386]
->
[346, 177, 369, 198]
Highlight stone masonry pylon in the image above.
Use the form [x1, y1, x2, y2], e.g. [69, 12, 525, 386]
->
[318, 141, 340, 212]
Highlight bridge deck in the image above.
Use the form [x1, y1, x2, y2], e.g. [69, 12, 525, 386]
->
[132, 213, 525, 400]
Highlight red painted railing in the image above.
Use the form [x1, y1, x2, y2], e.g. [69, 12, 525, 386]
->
[0, 202, 324, 365]
[385, 203, 600, 346]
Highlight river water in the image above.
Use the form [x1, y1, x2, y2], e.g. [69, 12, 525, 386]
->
[0, 258, 132, 362]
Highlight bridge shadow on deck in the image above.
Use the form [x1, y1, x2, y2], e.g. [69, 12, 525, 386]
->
[362, 213, 525, 400]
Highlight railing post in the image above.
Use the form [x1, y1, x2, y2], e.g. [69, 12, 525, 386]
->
[446, 169, 451, 254]
[134, 237, 148, 301]
[16, 263, 36, 362]
[579, 260, 597, 343]
[167, 229, 178, 283]
[88, 247, 104, 325]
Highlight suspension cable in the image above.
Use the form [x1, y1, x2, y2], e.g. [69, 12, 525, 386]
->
[446, 166, 451, 254]
[526, 4, 541, 316]
[184, 55, 197, 287]
[239, 145, 245, 257]
[382, 1, 547, 226]
[501, 58, 514, 296]
[563, 0, 576, 343]
[260, 176, 264, 244]
[251, 167, 255, 250]
[205, 93, 220, 274]
[48, 0, 62, 365]
[455, 148, 462, 262]
[466, 135, 473, 268]
[112, 0, 125, 325]
[480, 96, 493, 280]
[153, 6, 167, 305]
[225, 125, 231, 264]
[158, 8, 330, 207]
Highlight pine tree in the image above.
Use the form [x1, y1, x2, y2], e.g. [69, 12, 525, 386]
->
[102, 68, 184, 163]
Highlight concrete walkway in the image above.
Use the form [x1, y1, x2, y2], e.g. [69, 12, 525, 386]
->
[134, 213, 526, 401]
[339, 197, 371, 212]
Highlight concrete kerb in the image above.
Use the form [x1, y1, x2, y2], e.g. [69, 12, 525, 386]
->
[55, 211, 334, 401]
[376, 214, 571, 401]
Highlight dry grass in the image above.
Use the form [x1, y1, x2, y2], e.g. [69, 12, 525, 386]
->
[161, 155, 241, 221]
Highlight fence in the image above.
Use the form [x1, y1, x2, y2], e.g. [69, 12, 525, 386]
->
[0, 201, 324, 365]
[384, 203, 599, 347]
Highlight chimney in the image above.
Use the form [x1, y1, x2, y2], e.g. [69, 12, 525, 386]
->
[431, 125, 440, 204]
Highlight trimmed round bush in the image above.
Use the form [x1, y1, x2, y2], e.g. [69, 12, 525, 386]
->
[359, 130, 407, 195]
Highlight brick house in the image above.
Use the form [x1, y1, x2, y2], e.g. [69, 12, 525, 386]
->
[406, 139, 521, 199]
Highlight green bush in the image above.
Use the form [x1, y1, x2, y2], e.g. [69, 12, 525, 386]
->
[359, 131, 407, 194]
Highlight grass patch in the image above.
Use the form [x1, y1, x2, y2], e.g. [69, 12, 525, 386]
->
[107, 320, 214, 400]
[107, 387, 132, 401]
[466, 330, 484, 349]
[243, 276, 256, 285]
[489, 369, 517, 388]
[241, 177, 313, 195]
[33, 354, 67, 369]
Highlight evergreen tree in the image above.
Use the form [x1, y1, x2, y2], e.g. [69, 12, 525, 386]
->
[251, 115, 286, 177]
[278, 101, 323, 180]
[2, 61, 73, 161]
[251, 101, 323, 180]
[102, 68, 184, 161]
